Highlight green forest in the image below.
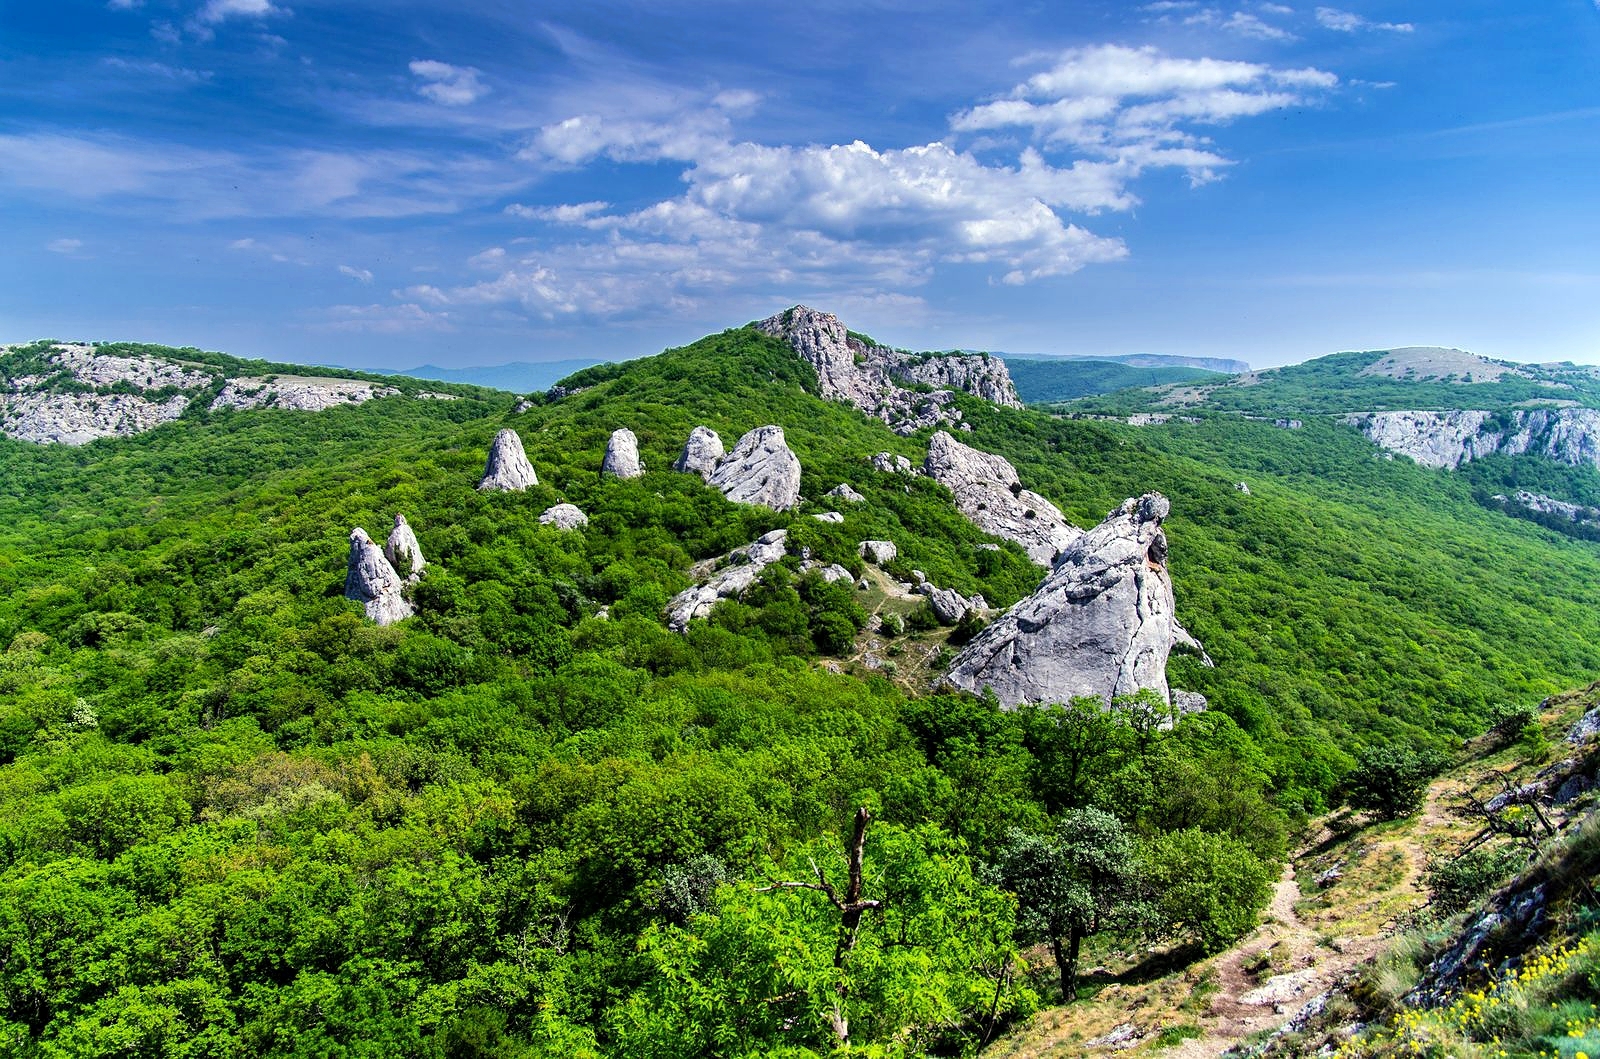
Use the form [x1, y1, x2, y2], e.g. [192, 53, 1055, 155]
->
[4, 327, 1600, 1055]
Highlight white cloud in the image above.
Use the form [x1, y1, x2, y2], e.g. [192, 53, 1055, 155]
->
[195, 0, 287, 23]
[506, 200, 611, 222]
[103, 57, 212, 82]
[1182, 9, 1298, 41]
[47, 238, 83, 254]
[409, 60, 489, 107]
[338, 264, 373, 283]
[107, 0, 141, 9]
[1315, 7, 1414, 32]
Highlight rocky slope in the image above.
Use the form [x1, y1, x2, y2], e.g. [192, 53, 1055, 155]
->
[665, 529, 790, 631]
[922, 430, 1080, 565]
[945, 493, 1204, 708]
[755, 306, 1021, 433]
[1349, 408, 1600, 470]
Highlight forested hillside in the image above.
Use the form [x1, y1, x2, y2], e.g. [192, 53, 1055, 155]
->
[3, 324, 1599, 1055]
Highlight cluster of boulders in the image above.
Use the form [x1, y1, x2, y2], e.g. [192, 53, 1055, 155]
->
[344, 515, 427, 626]
[666, 530, 791, 631]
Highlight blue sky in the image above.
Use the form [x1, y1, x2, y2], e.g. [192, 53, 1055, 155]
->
[2, 0, 1597, 370]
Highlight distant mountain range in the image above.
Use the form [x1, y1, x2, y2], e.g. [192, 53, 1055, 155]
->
[998, 351, 1252, 374]
[374, 358, 608, 393]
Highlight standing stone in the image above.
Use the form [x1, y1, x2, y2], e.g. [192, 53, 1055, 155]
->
[674, 426, 726, 479]
[602, 428, 645, 478]
[945, 493, 1206, 708]
[706, 425, 802, 511]
[383, 514, 426, 581]
[478, 428, 538, 491]
[923, 430, 1080, 565]
[345, 528, 413, 625]
[538, 503, 589, 530]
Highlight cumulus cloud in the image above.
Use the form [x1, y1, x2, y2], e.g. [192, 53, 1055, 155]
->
[1315, 7, 1414, 32]
[338, 264, 373, 282]
[409, 60, 489, 106]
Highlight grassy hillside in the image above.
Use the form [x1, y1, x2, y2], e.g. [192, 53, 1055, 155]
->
[2, 324, 1599, 1055]
[1004, 358, 1221, 404]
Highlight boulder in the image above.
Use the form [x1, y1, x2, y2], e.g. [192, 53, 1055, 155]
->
[383, 514, 426, 581]
[923, 430, 1080, 565]
[1568, 706, 1600, 744]
[1236, 481, 1251, 495]
[813, 511, 845, 524]
[706, 425, 802, 510]
[674, 426, 725, 479]
[859, 540, 898, 564]
[871, 452, 914, 475]
[478, 428, 538, 491]
[538, 503, 589, 530]
[917, 583, 983, 625]
[827, 483, 866, 503]
[345, 528, 413, 625]
[602, 428, 645, 478]
[945, 493, 1204, 708]
[799, 560, 855, 583]
[665, 530, 789, 631]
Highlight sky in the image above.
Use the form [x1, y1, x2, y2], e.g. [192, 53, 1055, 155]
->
[2, 0, 1598, 371]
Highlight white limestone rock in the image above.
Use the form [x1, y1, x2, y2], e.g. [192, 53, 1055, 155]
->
[674, 426, 725, 479]
[210, 377, 399, 412]
[923, 430, 1081, 565]
[602, 427, 645, 478]
[665, 529, 790, 631]
[813, 511, 845, 524]
[859, 540, 898, 565]
[827, 483, 866, 503]
[383, 514, 426, 581]
[706, 425, 802, 511]
[870, 452, 915, 475]
[478, 428, 538, 491]
[539, 503, 589, 530]
[917, 582, 986, 625]
[0, 391, 190, 445]
[1350, 408, 1600, 471]
[799, 560, 855, 583]
[345, 528, 413, 625]
[945, 493, 1204, 708]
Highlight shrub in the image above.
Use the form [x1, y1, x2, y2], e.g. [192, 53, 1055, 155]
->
[1342, 744, 1445, 820]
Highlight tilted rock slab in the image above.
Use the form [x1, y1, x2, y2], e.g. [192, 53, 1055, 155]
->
[602, 427, 645, 478]
[345, 528, 413, 625]
[478, 428, 538, 491]
[538, 503, 589, 530]
[383, 514, 426, 581]
[706, 425, 802, 511]
[945, 493, 1203, 708]
[674, 426, 725, 479]
[665, 529, 789, 631]
[923, 430, 1081, 565]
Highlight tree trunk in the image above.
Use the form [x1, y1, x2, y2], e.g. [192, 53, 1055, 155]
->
[1053, 927, 1083, 1001]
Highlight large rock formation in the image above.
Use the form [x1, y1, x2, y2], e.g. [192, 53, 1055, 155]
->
[1349, 408, 1600, 471]
[210, 377, 399, 412]
[383, 514, 425, 581]
[674, 426, 725, 479]
[755, 306, 1021, 434]
[665, 529, 790, 631]
[538, 503, 589, 530]
[923, 430, 1081, 565]
[602, 428, 645, 478]
[0, 391, 192, 445]
[706, 425, 802, 510]
[478, 428, 538, 491]
[345, 528, 413, 625]
[945, 493, 1204, 708]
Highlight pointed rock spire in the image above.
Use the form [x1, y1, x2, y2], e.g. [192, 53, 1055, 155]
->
[602, 428, 645, 478]
[478, 428, 538, 491]
[673, 425, 725, 479]
[345, 528, 413, 625]
[706, 425, 802, 511]
[383, 514, 425, 581]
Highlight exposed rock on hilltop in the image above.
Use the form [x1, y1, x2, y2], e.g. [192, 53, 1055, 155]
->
[706, 425, 802, 511]
[1350, 408, 1600, 470]
[665, 529, 789, 631]
[478, 428, 538, 491]
[755, 306, 1021, 434]
[945, 493, 1204, 708]
[602, 428, 645, 478]
[923, 430, 1080, 565]
[210, 377, 399, 412]
[383, 514, 425, 581]
[1, 392, 191, 445]
[674, 426, 725, 479]
[345, 528, 413, 626]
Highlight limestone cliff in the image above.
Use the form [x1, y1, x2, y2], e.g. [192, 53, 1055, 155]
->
[923, 430, 1080, 565]
[1350, 408, 1600, 471]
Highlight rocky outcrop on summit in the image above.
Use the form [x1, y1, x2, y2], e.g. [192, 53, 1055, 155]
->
[478, 429, 538, 491]
[383, 515, 425, 581]
[345, 528, 413, 626]
[945, 494, 1204, 709]
[706, 426, 802, 511]
[0, 392, 191, 445]
[923, 431, 1080, 565]
[210, 377, 399, 412]
[602, 428, 645, 478]
[1350, 408, 1600, 470]
[665, 529, 789, 631]
[673, 426, 725, 479]
[755, 306, 1021, 434]
[538, 503, 589, 530]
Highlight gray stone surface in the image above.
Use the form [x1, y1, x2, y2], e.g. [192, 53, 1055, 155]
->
[674, 426, 725, 479]
[478, 428, 538, 491]
[538, 503, 589, 530]
[345, 528, 413, 625]
[945, 493, 1203, 708]
[827, 482, 866, 503]
[0, 391, 191, 445]
[706, 425, 802, 510]
[383, 514, 426, 581]
[1351, 409, 1600, 471]
[812, 511, 845, 524]
[917, 582, 986, 624]
[859, 540, 898, 565]
[1236, 481, 1252, 495]
[665, 529, 789, 631]
[870, 452, 915, 475]
[602, 427, 645, 478]
[923, 430, 1081, 565]
[1568, 706, 1600, 744]
[211, 378, 399, 412]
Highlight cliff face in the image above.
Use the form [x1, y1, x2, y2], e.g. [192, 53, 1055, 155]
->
[1350, 408, 1600, 470]
[755, 306, 1022, 434]
[923, 430, 1081, 565]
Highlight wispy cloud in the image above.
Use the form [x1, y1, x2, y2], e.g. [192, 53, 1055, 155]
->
[314, 302, 452, 334]
[338, 264, 373, 282]
[409, 60, 489, 106]
[47, 238, 84, 254]
[1315, 7, 1414, 32]
[102, 57, 212, 83]
[1183, 9, 1298, 41]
